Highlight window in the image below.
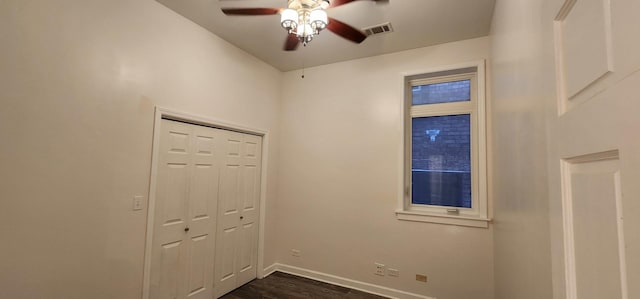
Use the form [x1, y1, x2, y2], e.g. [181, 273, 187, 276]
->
[397, 63, 489, 228]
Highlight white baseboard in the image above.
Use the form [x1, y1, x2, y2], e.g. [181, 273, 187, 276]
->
[261, 263, 278, 278]
[262, 263, 436, 299]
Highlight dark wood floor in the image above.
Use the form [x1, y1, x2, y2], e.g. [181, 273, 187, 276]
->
[220, 271, 389, 299]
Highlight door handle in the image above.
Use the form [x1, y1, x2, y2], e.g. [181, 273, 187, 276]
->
[184, 227, 190, 232]
[240, 216, 244, 220]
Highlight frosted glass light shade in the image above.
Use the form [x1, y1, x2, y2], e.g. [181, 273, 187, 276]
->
[309, 9, 328, 31]
[296, 23, 313, 37]
[280, 9, 298, 30]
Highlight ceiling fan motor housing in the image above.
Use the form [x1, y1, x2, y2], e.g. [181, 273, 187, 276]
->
[288, 0, 330, 10]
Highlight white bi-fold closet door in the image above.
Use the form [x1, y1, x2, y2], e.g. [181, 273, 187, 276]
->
[214, 125, 262, 298]
[148, 119, 262, 299]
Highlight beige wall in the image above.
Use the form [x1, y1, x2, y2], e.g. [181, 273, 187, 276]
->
[0, 1, 282, 298]
[489, 0, 557, 298]
[1, 0, 572, 298]
[277, 37, 494, 299]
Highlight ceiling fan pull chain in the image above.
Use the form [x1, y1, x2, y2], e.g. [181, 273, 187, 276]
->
[301, 48, 306, 79]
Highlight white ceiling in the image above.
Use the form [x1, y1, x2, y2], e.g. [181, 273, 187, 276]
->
[157, 0, 496, 71]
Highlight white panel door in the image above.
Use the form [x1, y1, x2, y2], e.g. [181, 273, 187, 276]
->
[214, 130, 262, 298]
[149, 119, 220, 299]
[550, 1, 640, 298]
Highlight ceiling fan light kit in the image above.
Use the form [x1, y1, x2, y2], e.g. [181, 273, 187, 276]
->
[280, 0, 329, 46]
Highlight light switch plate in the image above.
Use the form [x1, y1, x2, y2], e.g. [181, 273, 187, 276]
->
[133, 195, 144, 211]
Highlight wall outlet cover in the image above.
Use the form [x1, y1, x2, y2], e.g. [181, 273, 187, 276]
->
[375, 263, 386, 276]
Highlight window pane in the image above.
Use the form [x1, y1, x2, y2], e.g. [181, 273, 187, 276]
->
[412, 80, 470, 105]
[411, 115, 471, 208]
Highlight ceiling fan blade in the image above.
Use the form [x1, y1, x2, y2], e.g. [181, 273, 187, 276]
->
[221, 8, 281, 15]
[284, 34, 300, 51]
[326, 17, 367, 44]
[328, 0, 357, 7]
[329, 0, 388, 8]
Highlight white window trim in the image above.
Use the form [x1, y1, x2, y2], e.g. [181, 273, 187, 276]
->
[396, 60, 490, 228]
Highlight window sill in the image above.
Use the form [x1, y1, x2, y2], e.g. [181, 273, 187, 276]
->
[395, 210, 491, 228]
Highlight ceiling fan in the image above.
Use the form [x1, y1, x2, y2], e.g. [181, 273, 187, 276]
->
[221, 0, 387, 51]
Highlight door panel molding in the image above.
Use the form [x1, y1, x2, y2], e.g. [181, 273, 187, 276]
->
[143, 107, 270, 299]
[554, 0, 614, 115]
[560, 150, 628, 299]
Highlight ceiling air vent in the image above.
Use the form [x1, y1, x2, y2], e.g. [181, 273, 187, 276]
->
[363, 22, 394, 36]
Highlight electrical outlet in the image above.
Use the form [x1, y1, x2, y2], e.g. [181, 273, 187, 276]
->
[416, 274, 427, 283]
[132, 196, 144, 211]
[291, 249, 301, 257]
[375, 263, 386, 276]
[388, 268, 399, 277]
